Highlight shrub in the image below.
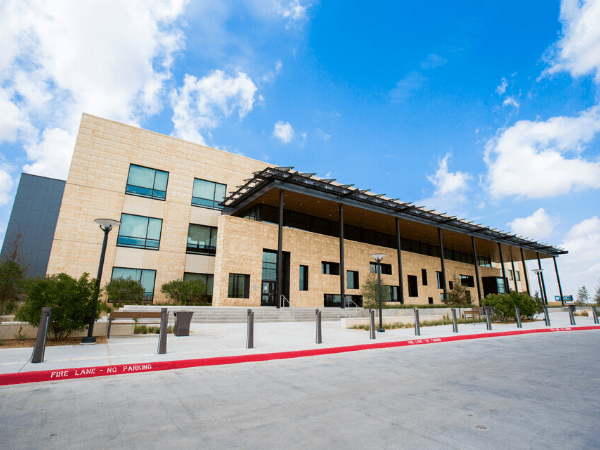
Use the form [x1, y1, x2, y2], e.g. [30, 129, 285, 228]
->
[481, 291, 543, 323]
[16, 273, 110, 340]
[161, 278, 209, 306]
[104, 277, 145, 307]
[445, 275, 473, 309]
[0, 234, 29, 314]
[361, 273, 390, 309]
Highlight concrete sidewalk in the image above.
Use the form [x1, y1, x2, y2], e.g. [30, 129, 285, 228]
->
[0, 311, 597, 377]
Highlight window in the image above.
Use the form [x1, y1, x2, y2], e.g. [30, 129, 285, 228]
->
[407, 275, 418, 297]
[126, 164, 168, 200]
[449, 281, 454, 290]
[183, 273, 214, 296]
[324, 294, 363, 307]
[322, 261, 340, 275]
[386, 286, 400, 302]
[299, 265, 309, 291]
[111, 267, 156, 301]
[192, 178, 227, 210]
[428, 297, 434, 305]
[187, 224, 217, 256]
[478, 256, 492, 267]
[228, 274, 250, 298]
[347, 271, 359, 289]
[370, 262, 392, 275]
[422, 269, 428, 286]
[508, 270, 513, 280]
[436, 271, 445, 289]
[515, 270, 521, 281]
[460, 274, 475, 288]
[117, 214, 162, 250]
[262, 251, 277, 280]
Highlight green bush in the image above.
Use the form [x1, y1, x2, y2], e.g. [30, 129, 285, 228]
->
[104, 277, 145, 307]
[161, 278, 209, 306]
[15, 272, 110, 340]
[481, 291, 543, 323]
[0, 260, 28, 314]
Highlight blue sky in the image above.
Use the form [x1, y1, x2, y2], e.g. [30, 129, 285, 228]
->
[1, 0, 599, 300]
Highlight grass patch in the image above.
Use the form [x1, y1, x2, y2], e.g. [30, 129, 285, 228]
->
[134, 324, 174, 334]
[352, 317, 488, 331]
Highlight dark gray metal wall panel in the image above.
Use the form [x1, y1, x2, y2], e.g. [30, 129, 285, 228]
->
[0, 173, 66, 278]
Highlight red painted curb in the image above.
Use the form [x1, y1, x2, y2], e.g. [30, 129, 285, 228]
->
[1, 325, 599, 387]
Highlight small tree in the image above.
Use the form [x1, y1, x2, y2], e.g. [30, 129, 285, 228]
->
[16, 273, 109, 340]
[161, 278, 208, 306]
[446, 275, 473, 310]
[482, 291, 543, 323]
[0, 233, 28, 314]
[361, 273, 390, 309]
[104, 277, 145, 308]
[593, 279, 600, 305]
[576, 286, 590, 305]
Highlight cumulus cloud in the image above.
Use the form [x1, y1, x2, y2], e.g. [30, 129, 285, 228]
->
[503, 96, 520, 109]
[171, 70, 257, 145]
[484, 104, 600, 199]
[420, 153, 473, 214]
[274, 0, 309, 23]
[0, 0, 188, 178]
[420, 54, 447, 70]
[508, 208, 554, 240]
[543, 0, 600, 82]
[390, 72, 426, 102]
[273, 121, 295, 144]
[496, 77, 508, 95]
[0, 167, 14, 206]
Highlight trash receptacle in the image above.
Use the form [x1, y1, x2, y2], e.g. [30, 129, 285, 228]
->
[173, 311, 194, 336]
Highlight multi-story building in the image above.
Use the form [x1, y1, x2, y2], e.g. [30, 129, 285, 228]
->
[2, 114, 567, 307]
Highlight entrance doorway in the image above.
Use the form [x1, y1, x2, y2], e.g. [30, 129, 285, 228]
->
[261, 281, 277, 306]
[261, 249, 290, 306]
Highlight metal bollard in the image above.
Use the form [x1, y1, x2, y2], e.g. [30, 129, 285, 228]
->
[484, 307, 492, 331]
[369, 310, 376, 340]
[247, 309, 254, 349]
[315, 309, 322, 344]
[157, 308, 168, 354]
[568, 305, 575, 326]
[414, 308, 420, 336]
[543, 305, 551, 326]
[514, 306, 522, 328]
[592, 306, 599, 325]
[31, 307, 52, 363]
[451, 308, 458, 333]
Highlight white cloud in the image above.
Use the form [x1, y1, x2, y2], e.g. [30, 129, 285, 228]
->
[316, 128, 330, 141]
[274, 0, 309, 23]
[544, 0, 600, 82]
[273, 121, 295, 144]
[496, 77, 508, 95]
[390, 72, 426, 102]
[420, 153, 473, 214]
[420, 54, 447, 70]
[508, 208, 554, 240]
[0, 167, 14, 206]
[261, 60, 283, 83]
[503, 96, 520, 109]
[22, 128, 76, 178]
[484, 104, 600, 199]
[0, 0, 188, 179]
[171, 70, 258, 145]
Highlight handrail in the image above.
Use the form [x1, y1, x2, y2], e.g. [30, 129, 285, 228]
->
[346, 298, 360, 308]
[280, 295, 290, 308]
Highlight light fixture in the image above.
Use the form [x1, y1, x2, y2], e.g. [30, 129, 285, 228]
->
[370, 253, 386, 332]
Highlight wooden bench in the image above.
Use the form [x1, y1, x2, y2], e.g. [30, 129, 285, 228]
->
[107, 311, 163, 338]
[463, 307, 484, 324]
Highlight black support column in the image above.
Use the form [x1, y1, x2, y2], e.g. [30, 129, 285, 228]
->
[553, 256, 565, 307]
[471, 236, 483, 305]
[521, 248, 531, 296]
[498, 243, 509, 293]
[339, 204, 345, 309]
[537, 252, 549, 306]
[396, 218, 404, 305]
[277, 190, 284, 309]
[438, 228, 448, 302]
[510, 253, 519, 293]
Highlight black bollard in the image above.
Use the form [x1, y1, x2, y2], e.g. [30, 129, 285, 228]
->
[451, 308, 458, 333]
[414, 308, 420, 336]
[247, 309, 254, 349]
[315, 309, 322, 344]
[514, 305, 522, 328]
[592, 306, 599, 325]
[485, 307, 492, 331]
[157, 308, 168, 354]
[568, 305, 575, 326]
[544, 305, 551, 326]
[369, 310, 376, 340]
[31, 307, 52, 364]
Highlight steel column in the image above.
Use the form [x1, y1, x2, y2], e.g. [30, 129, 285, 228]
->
[498, 243, 509, 293]
[553, 256, 565, 307]
[340, 204, 345, 309]
[277, 190, 283, 309]
[438, 228, 448, 303]
[537, 253, 548, 306]
[396, 218, 404, 304]
[510, 253, 519, 293]
[471, 236, 483, 305]
[521, 248, 531, 296]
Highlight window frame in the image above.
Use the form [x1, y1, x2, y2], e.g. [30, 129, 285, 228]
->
[186, 224, 218, 256]
[347, 270, 359, 289]
[111, 267, 157, 301]
[299, 265, 309, 291]
[370, 262, 392, 275]
[322, 261, 340, 275]
[192, 178, 227, 210]
[228, 273, 250, 298]
[460, 274, 475, 288]
[183, 272, 214, 297]
[125, 164, 169, 201]
[117, 213, 163, 251]
[422, 269, 428, 286]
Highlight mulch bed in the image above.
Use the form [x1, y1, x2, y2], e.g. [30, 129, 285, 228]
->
[0, 336, 108, 349]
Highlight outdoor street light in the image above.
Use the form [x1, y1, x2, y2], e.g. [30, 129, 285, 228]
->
[81, 218, 121, 344]
[371, 253, 386, 333]
[532, 268, 546, 306]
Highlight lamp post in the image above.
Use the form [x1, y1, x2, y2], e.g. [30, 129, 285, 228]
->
[532, 268, 546, 306]
[81, 218, 121, 344]
[371, 253, 386, 333]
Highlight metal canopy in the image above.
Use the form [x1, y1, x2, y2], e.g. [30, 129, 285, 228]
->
[221, 167, 567, 257]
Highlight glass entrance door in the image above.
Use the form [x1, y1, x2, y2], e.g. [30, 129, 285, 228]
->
[261, 281, 277, 306]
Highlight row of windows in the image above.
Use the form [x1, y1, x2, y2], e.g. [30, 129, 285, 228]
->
[241, 204, 493, 267]
[125, 164, 226, 210]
